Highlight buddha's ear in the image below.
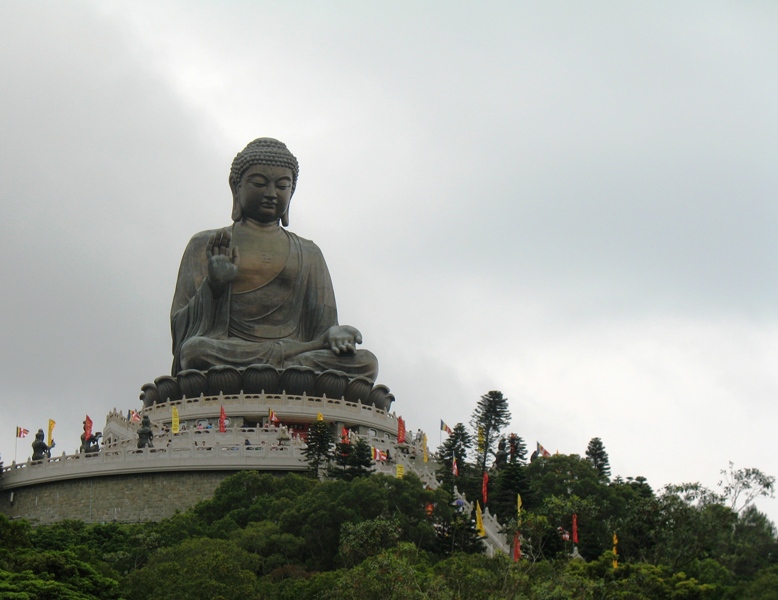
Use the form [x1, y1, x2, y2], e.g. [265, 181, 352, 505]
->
[281, 187, 296, 227]
[230, 177, 242, 221]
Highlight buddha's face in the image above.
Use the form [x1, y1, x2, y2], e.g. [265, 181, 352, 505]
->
[234, 164, 294, 224]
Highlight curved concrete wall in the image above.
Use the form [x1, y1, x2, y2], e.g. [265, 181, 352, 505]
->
[0, 471, 235, 524]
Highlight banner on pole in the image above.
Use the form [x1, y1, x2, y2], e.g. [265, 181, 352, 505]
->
[47, 420, 56, 446]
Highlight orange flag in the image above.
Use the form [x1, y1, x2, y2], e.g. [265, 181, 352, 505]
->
[397, 417, 406, 443]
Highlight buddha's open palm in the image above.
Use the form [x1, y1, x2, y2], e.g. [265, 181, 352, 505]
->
[326, 325, 363, 355]
[207, 228, 240, 293]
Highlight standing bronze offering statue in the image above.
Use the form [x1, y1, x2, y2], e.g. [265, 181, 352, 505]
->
[170, 138, 378, 381]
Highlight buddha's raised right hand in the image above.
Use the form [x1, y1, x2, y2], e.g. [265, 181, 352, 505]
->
[206, 228, 240, 296]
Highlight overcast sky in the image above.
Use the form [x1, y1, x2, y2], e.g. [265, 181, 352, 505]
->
[2, 1, 777, 522]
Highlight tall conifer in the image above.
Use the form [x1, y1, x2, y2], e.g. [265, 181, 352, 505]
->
[470, 391, 511, 476]
[585, 437, 611, 479]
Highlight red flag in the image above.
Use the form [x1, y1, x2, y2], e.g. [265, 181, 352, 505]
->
[482, 471, 489, 505]
[341, 427, 350, 444]
[268, 409, 280, 424]
[397, 417, 406, 443]
[16, 427, 29, 438]
[219, 406, 227, 433]
[452, 457, 459, 477]
[513, 532, 521, 562]
[130, 410, 141, 423]
[84, 415, 93, 440]
[572, 513, 579, 544]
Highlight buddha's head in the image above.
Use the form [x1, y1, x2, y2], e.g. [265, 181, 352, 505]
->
[229, 138, 299, 226]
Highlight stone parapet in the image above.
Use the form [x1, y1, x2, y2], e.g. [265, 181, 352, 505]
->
[144, 392, 399, 437]
[1, 440, 309, 490]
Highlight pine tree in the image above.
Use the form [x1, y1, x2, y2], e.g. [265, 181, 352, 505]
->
[490, 460, 528, 521]
[434, 508, 483, 556]
[303, 420, 333, 476]
[508, 433, 528, 464]
[345, 438, 374, 480]
[331, 437, 352, 479]
[470, 391, 511, 476]
[330, 437, 375, 481]
[586, 437, 611, 479]
[437, 423, 473, 494]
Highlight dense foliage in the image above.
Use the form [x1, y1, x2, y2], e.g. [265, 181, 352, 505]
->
[1, 461, 775, 599]
[1, 390, 775, 598]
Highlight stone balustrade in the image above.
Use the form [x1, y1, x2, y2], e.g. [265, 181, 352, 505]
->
[1, 426, 408, 490]
[143, 392, 399, 437]
[453, 488, 511, 557]
[1, 437, 308, 490]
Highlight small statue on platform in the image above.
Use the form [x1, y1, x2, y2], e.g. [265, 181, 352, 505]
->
[80, 430, 102, 455]
[31, 429, 55, 461]
[170, 138, 378, 380]
[137, 415, 154, 449]
[494, 437, 508, 470]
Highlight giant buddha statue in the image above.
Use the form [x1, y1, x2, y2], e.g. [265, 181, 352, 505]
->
[170, 138, 378, 382]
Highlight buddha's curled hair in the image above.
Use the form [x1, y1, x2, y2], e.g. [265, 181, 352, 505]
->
[229, 138, 300, 194]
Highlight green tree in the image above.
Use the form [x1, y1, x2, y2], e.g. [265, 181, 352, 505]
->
[230, 520, 306, 576]
[0, 514, 32, 550]
[523, 454, 618, 560]
[330, 438, 374, 481]
[508, 433, 528, 464]
[738, 565, 778, 600]
[346, 438, 375, 480]
[470, 390, 511, 476]
[489, 461, 528, 522]
[717, 462, 776, 514]
[303, 419, 333, 476]
[124, 538, 259, 600]
[0, 549, 120, 600]
[338, 517, 401, 567]
[647, 483, 737, 570]
[330, 543, 429, 599]
[433, 507, 483, 556]
[585, 436, 611, 480]
[436, 423, 472, 494]
[718, 505, 778, 580]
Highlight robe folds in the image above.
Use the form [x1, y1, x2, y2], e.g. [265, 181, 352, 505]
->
[170, 227, 377, 380]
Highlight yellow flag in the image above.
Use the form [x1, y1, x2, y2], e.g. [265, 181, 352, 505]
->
[48, 419, 56, 446]
[396, 464, 405, 479]
[475, 501, 486, 537]
[517, 493, 523, 521]
[172, 406, 180, 433]
[612, 532, 618, 568]
[317, 412, 324, 421]
[477, 427, 485, 452]
[422, 433, 428, 463]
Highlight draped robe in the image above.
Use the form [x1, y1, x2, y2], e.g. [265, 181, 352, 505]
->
[170, 227, 377, 380]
